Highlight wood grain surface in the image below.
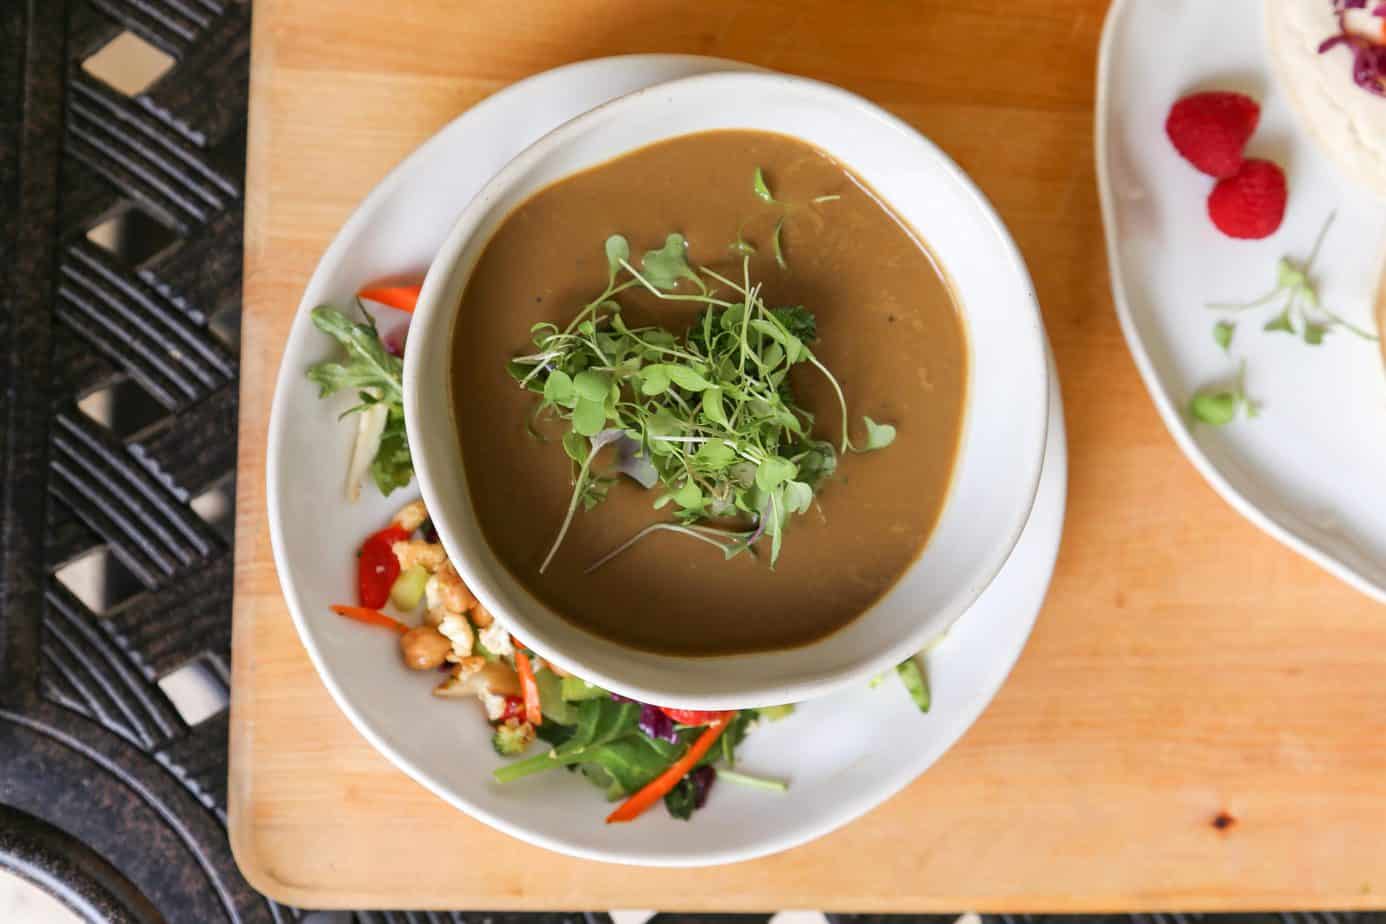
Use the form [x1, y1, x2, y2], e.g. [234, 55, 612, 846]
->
[230, 0, 1386, 911]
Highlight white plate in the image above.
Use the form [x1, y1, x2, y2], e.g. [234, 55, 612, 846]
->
[267, 54, 1068, 866]
[1097, 0, 1386, 603]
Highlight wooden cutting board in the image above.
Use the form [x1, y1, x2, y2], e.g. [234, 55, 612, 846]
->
[230, 0, 1386, 911]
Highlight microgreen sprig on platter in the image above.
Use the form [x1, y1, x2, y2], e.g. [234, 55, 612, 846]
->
[1207, 212, 1380, 347]
[506, 232, 894, 573]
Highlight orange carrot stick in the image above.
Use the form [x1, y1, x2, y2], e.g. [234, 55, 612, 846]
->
[357, 285, 422, 313]
[329, 604, 408, 634]
[606, 714, 731, 823]
[513, 649, 543, 726]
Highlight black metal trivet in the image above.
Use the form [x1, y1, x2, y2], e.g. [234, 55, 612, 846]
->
[0, 1, 1381, 922]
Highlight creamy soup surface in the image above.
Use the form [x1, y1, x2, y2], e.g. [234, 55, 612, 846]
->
[450, 130, 967, 657]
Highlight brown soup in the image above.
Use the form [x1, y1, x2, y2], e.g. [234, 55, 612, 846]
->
[450, 129, 966, 657]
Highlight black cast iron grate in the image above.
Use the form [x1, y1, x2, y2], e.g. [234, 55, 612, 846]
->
[0, 1, 1382, 923]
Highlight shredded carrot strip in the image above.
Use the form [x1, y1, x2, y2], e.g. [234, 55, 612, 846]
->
[606, 714, 731, 823]
[357, 285, 421, 313]
[513, 649, 543, 726]
[329, 604, 408, 634]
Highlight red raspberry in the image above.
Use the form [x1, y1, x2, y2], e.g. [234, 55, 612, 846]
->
[1207, 159, 1288, 240]
[1166, 92, 1261, 178]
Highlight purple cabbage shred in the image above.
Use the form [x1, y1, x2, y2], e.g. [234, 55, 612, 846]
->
[1321, 0, 1386, 97]
[1353, 43, 1386, 94]
[638, 704, 679, 743]
[689, 765, 716, 809]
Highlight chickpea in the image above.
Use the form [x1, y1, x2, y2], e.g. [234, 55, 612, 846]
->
[470, 602, 494, 628]
[399, 625, 452, 671]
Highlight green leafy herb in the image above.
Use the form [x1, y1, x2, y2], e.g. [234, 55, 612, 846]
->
[663, 776, 700, 819]
[729, 230, 757, 256]
[1213, 320, 1235, 352]
[896, 658, 931, 714]
[757, 704, 795, 722]
[1208, 212, 1379, 345]
[862, 416, 897, 450]
[771, 218, 787, 271]
[1264, 308, 1294, 335]
[508, 235, 894, 572]
[306, 305, 413, 495]
[1189, 361, 1256, 427]
[752, 167, 776, 203]
[639, 233, 702, 291]
[307, 306, 403, 405]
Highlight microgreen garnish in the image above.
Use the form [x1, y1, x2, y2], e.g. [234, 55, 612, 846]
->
[508, 234, 891, 572]
[306, 305, 413, 496]
[741, 167, 846, 271]
[1208, 213, 1379, 345]
[896, 657, 931, 713]
[729, 227, 757, 257]
[1213, 320, 1235, 352]
[752, 167, 776, 203]
[1189, 361, 1258, 426]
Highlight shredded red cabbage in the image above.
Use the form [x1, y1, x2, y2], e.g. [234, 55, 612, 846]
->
[689, 765, 716, 809]
[1320, 1, 1386, 96]
[638, 704, 679, 743]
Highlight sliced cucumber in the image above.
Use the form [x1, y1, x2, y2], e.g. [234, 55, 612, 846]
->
[389, 565, 428, 611]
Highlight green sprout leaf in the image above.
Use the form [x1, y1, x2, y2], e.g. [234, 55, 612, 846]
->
[701, 387, 728, 427]
[1205, 213, 1379, 358]
[693, 439, 736, 471]
[1189, 362, 1252, 427]
[861, 416, 897, 450]
[1213, 320, 1235, 352]
[605, 234, 630, 284]
[640, 233, 698, 291]
[561, 431, 587, 464]
[1264, 309, 1294, 335]
[896, 658, 931, 714]
[730, 234, 756, 256]
[771, 218, 787, 271]
[673, 479, 704, 510]
[782, 479, 814, 515]
[543, 369, 576, 406]
[306, 305, 413, 496]
[666, 365, 712, 391]
[640, 365, 671, 396]
[573, 369, 612, 401]
[755, 456, 797, 492]
[752, 167, 775, 203]
[572, 397, 606, 436]
[503, 230, 893, 571]
[1190, 391, 1240, 426]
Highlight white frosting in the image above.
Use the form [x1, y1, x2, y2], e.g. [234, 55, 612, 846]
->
[1267, 0, 1386, 199]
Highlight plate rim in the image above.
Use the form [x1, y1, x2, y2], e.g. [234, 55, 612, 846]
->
[1094, 0, 1386, 605]
[263, 53, 1068, 866]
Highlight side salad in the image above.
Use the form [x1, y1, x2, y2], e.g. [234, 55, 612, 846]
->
[307, 280, 932, 823]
